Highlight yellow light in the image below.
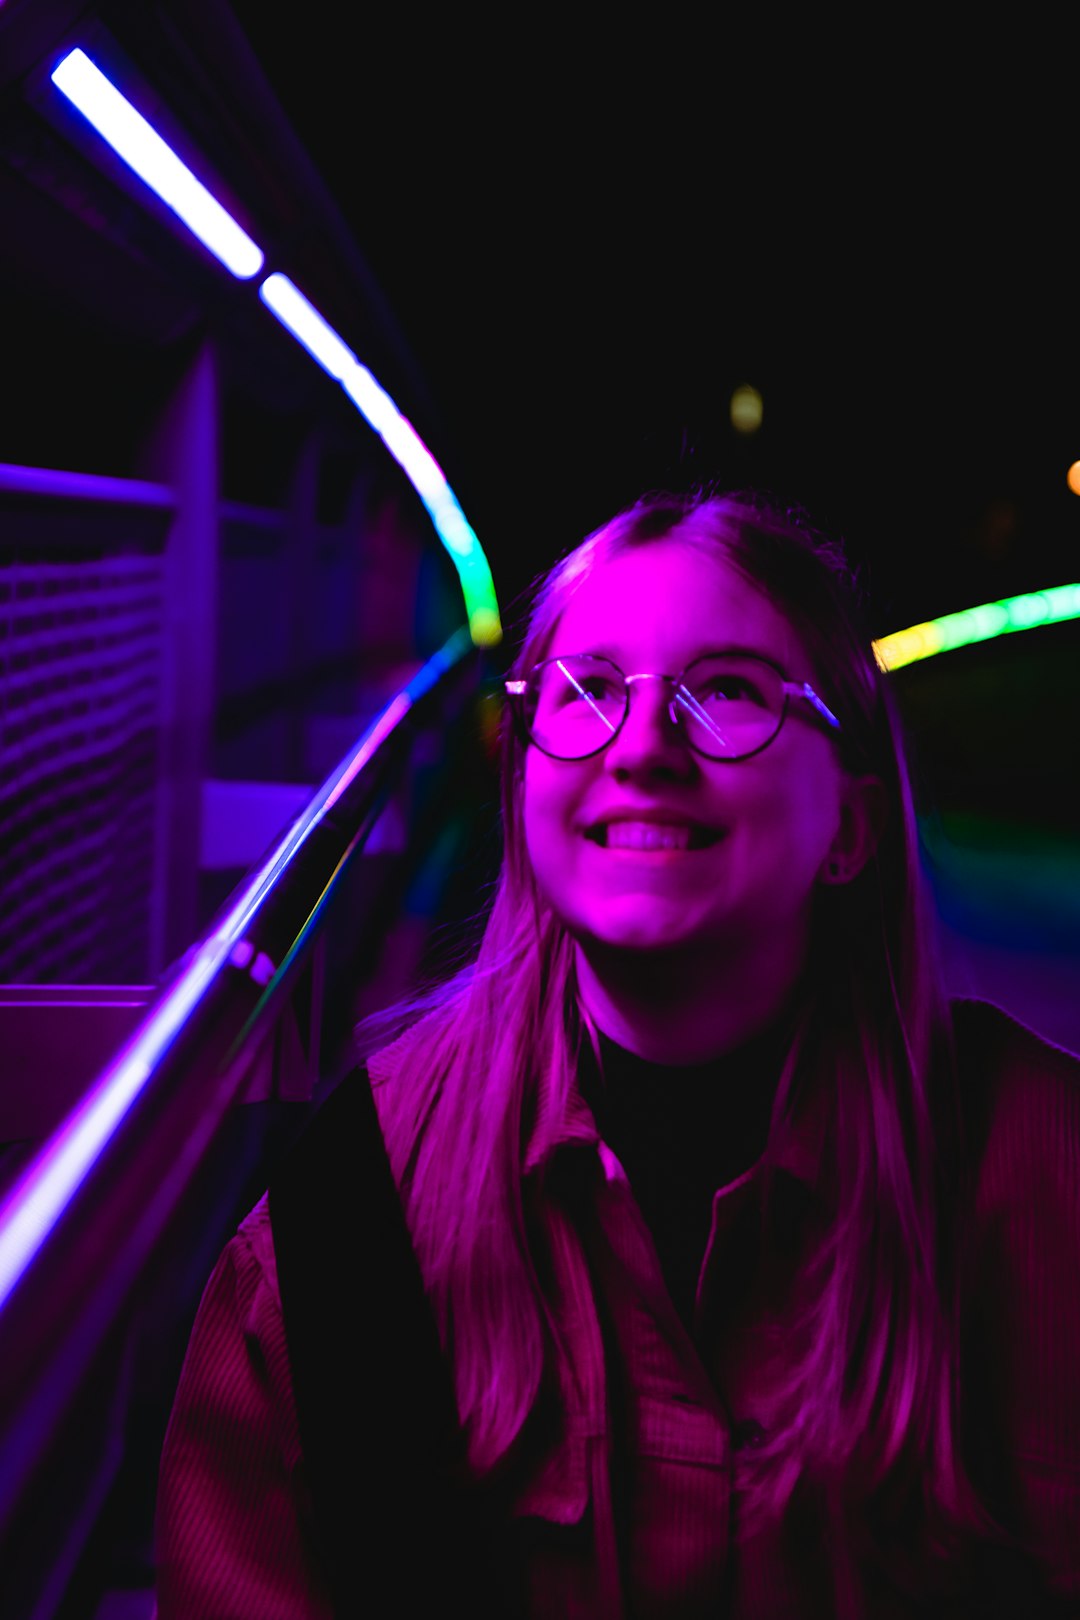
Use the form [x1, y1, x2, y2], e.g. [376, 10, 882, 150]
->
[468, 606, 503, 647]
[730, 385, 763, 435]
[873, 621, 939, 671]
[1067, 460, 1080, 496]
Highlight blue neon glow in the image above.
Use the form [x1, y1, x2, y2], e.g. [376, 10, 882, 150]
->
[50, 48, 264, 280]
[260, 272, 500, 641]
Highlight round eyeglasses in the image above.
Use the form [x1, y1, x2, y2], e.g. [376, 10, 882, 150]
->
[505, 652, 842, 762]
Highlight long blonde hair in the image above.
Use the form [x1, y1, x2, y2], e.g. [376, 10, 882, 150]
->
[365, 490, 982, 1553]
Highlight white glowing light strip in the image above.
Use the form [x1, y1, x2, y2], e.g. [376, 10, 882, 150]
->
[50, 48, 264, 280]
[258, 271, 356, 378]
[259, 273, 501, 643]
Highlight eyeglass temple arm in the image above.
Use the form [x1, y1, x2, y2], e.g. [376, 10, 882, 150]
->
[787, 681, 841, 731]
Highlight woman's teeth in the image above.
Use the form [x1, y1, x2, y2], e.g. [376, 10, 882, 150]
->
[604, 822, 693, 851]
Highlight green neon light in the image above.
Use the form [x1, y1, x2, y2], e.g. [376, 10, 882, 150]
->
[874, 584, 1080, 672]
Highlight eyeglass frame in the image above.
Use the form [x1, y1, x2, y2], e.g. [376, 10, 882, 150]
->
[504, 650, 842, 763]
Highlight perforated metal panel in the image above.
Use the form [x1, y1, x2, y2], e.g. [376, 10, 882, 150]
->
[0, 545, 164, 983]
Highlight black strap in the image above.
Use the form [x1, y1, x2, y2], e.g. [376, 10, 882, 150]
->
[269, 1068, 507, 1616]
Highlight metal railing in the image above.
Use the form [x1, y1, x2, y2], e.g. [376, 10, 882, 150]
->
[0, 624, 481, 1606]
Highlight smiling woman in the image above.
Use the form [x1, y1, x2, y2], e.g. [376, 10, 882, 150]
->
[515, 540, 881, 1063]
[157, 491, 1080, 1618]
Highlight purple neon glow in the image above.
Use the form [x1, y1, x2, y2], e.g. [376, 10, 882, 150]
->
[0, 462, 175, 509]
[0, 685, 417, 1312]
[50, 49, 264, 280]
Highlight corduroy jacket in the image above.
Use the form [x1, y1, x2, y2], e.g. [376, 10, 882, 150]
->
[156, 1000, 1080, 1617]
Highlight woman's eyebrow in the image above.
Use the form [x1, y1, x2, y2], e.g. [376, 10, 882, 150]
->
[693, 643, 787, 672]
[541, 644, 625, 665]
[548, 642, 789, 673]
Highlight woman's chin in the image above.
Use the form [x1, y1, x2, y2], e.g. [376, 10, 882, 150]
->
[572, 911, 726, 961]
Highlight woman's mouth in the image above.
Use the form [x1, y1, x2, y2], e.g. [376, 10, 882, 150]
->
[586, 821, 720, 851]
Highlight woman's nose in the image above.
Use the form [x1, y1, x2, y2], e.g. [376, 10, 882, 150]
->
[603, 678, 693, 776]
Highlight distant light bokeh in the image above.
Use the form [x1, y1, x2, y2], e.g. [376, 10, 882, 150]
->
[730, 385, 763, 435]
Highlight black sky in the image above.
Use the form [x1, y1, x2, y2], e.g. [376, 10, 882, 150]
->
[225, 11, 1077, 635]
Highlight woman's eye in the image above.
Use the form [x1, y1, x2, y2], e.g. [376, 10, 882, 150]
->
[698, 676, 762, 704]
[552, 671, 620, 704]
[541, 672, 619, 709]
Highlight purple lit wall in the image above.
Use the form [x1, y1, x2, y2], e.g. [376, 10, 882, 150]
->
[0, 482, 171, 983]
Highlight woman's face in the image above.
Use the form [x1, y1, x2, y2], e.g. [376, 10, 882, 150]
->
[522, 539, 861, 977]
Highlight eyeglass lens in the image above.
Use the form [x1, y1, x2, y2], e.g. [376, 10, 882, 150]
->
[526, 655, 786, 760]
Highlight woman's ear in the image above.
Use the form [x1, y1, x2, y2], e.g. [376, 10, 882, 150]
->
[819, 775, 887, 885]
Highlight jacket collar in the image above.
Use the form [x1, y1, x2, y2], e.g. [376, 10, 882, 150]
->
[521, 1023, 833, 1213]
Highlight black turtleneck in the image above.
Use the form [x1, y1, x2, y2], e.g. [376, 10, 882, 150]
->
[578, 1023, 792, 1332]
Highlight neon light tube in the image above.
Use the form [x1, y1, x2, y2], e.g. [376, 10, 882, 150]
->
[874, 583, 1080, 672]
[260, 272, 502, 645]
[256, 270, 356, 378]
[50, 48, 264, 280]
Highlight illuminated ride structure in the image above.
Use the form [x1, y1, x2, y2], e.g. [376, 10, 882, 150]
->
[1, 5, 504, 1613]
[0, 5, 1078, 1617]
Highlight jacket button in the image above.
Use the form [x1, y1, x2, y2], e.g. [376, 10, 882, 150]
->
[731, 1418, 766, 1451]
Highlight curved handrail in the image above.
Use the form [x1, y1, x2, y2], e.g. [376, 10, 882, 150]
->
[0, 625, 479, 1526]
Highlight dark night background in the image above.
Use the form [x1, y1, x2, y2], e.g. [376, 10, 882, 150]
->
[221, 10, 1077, 640]
[0, 17, 1078, 1616]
